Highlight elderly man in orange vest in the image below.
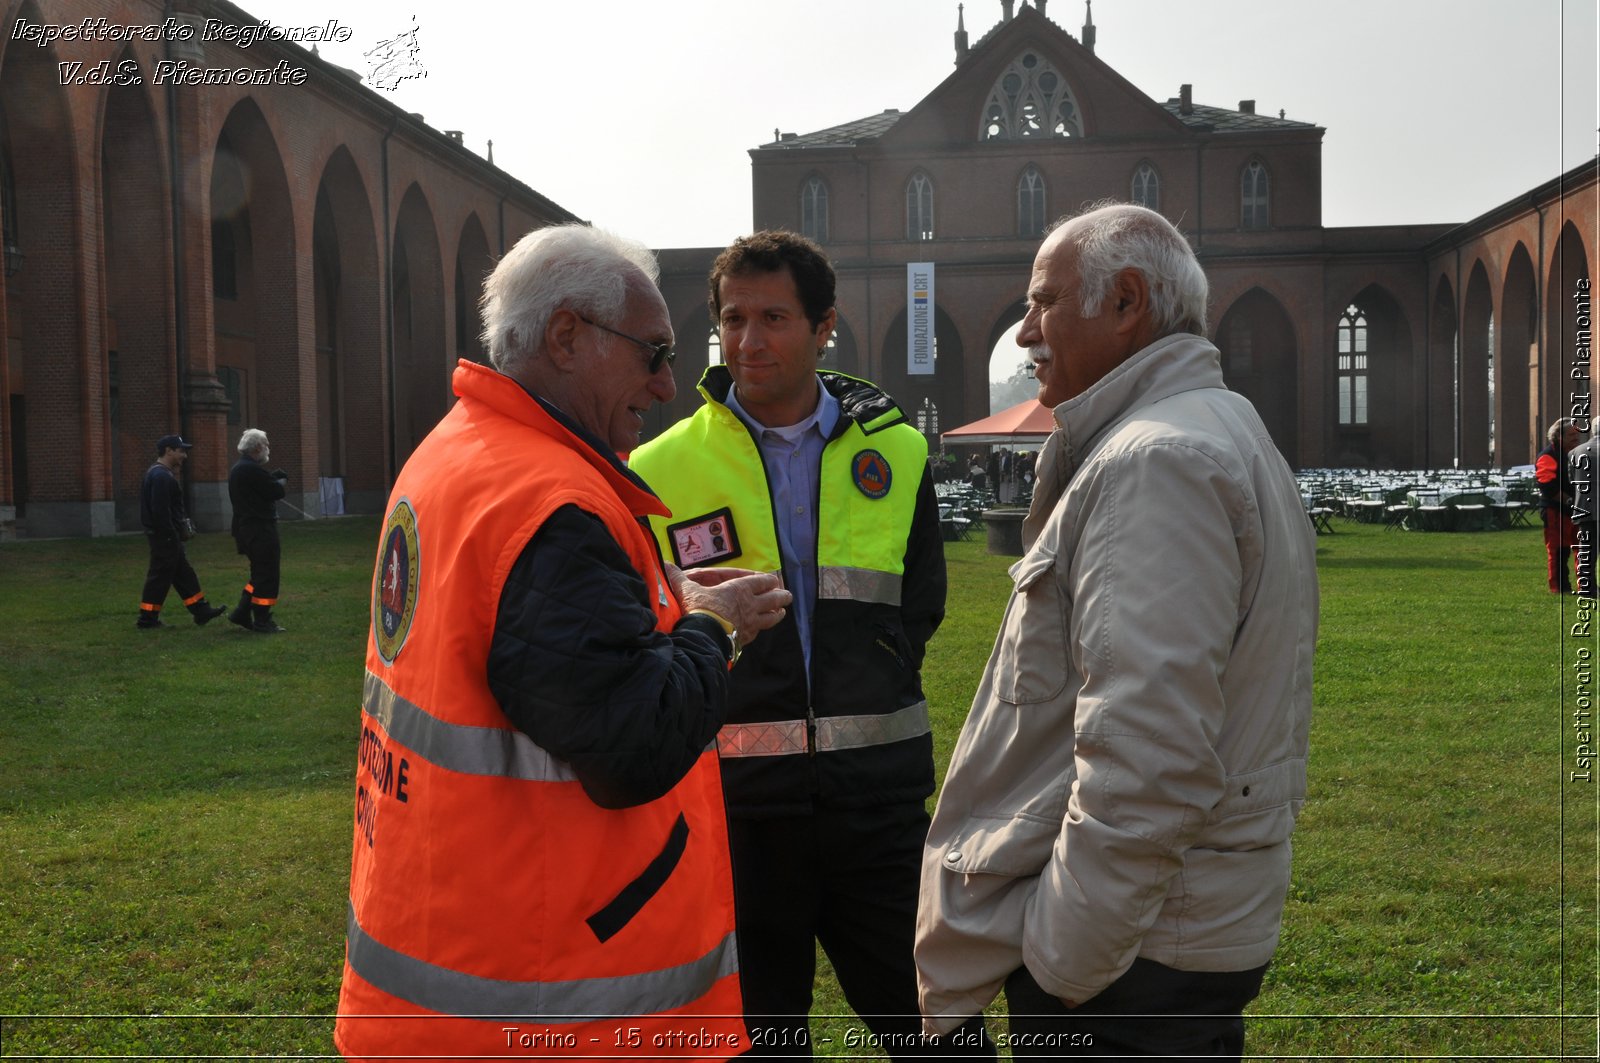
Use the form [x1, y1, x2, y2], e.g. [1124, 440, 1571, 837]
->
[335, 223, 791, 1061]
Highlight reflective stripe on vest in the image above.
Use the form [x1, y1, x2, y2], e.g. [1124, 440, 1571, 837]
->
[717, 700, 930, 758]
[363, 669, 577, 784]
[345, 903, 739, 1021]
[818, 565, 901, 606]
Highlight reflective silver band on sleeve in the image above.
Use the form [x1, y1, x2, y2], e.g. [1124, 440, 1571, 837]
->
[362, 669, 577, 783]
[716, 701, 930, 758]
[345, 903, 738, 1021]
[817, 565, 902, 606]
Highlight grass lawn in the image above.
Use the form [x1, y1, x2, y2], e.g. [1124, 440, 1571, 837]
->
[0, 516, 1594, 1058]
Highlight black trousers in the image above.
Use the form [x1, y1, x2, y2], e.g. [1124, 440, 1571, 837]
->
[1003, 959, 1267, 1061]
[730, 803, 992, 1060]
[237, 525, 281, 604]
[140, 533, 202, 611]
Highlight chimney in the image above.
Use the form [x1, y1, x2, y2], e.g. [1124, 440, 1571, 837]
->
[1238, 100, 1255, 114]
[954, 3, 969, 63]
[1179, 84, 1192, 115]
[1037, 0, 1048, 15]
[1001, 0, 1015, 20]
[1081, 0, 1095, 52]
[445, 130, 464, 144]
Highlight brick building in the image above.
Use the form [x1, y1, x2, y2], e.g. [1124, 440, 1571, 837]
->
[0, 0, 576, 539]
[3, 0, 1595, 539]
[651, 1, 1597, 475]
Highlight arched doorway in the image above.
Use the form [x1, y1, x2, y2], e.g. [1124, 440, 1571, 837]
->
[211, 100, 297, 515]
[102, 52, 169, 529]
[1500, 244, 1538, 464]
[1215, 288, 1298, 467]
[312, 147, 382, 513]
[391, 184, 446, 464]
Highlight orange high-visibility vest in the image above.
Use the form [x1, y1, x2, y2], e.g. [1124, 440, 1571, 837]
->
[335, 361, 745, 1062]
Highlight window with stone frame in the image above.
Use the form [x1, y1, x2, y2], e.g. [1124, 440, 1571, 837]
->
[1132, 163, 1160, 211]
[1241, 160, 1270, 229]
[1337, 304, 1369, 425]
[1018, 166, 1047, 237]
[801, 176, 829, 243]
[907, 172, 934, 241]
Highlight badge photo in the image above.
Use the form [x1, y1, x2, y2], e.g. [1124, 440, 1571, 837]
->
[666, 506, 742, 568]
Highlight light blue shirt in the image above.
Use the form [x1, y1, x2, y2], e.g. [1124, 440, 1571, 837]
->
[726, 378, 840, 677]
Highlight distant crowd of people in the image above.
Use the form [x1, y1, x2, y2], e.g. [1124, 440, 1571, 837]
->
[929, 449, 1038, 501]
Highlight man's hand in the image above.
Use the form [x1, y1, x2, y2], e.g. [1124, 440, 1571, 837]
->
[668, 565, 790, 647]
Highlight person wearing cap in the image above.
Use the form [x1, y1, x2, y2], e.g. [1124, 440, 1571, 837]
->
[227, 428, 289, 634]
[137, 434, 227, 629]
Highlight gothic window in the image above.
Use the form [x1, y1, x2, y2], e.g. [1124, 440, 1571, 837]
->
[1017, 167, 1046, 237]
[907, 172, 934, 241]
[1337, 304, 1368, 426]
[708, 325, 722, 366]
[801, 176, 828, 243]
[980, 52, 1082, 140]
[1131, 163, 1159, 211]
[1241, 160, 1270, 229]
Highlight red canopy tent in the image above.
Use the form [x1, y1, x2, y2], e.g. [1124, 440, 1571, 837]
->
[940, 399, 1056, 445]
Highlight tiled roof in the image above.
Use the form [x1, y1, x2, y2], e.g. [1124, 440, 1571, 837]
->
[757, 110, 904, 150]
[1161, 101, 1318, 132]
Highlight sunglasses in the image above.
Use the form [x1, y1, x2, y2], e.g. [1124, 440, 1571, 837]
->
[577, 314, 676, 374]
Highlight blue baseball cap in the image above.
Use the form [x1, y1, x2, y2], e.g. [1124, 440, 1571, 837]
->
[156, 434, 194, 453]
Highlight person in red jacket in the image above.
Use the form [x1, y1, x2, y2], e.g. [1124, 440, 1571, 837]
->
[1537, 417, 1584, 594]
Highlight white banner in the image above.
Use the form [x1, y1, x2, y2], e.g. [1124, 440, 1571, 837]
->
[907, 262, 935, 376]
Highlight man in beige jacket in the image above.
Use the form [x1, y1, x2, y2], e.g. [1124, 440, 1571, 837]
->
[916, 203, 1318, 1059]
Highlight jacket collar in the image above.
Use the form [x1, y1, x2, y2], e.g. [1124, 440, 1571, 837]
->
[451, 359, 669, 518]
[1051, 333, 1225, 476]
[1024, 334, 1224, 546]
[697, 364, 908, 441]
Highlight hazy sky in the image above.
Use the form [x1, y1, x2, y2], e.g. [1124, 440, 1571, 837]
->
[250, 0, 1598, 252]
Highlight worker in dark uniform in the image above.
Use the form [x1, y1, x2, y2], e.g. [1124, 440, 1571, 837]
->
[137, 433, 227, 629]
[227, 428, 288, 633]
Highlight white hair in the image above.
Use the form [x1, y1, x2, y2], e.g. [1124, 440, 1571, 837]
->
[1548, 417, 1579, 445]
[237, 428, 269, 455]
[479, 223, 660, 373]
[1052, 202, 1209, 336]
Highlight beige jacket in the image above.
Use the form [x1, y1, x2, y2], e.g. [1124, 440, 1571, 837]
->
[915, 334, 1318, 1033]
